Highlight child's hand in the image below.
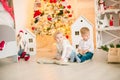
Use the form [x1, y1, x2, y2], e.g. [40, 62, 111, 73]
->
[82, 49, 89, 54]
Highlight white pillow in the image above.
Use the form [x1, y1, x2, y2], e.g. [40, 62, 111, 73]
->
[0, 2, 5, 11]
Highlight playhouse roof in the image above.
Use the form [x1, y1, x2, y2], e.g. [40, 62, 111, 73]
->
[71, 16, 93, 29]
[24, 28, 36, 38]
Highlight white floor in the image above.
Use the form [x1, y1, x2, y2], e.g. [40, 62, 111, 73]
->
[0, 49, 120, 80]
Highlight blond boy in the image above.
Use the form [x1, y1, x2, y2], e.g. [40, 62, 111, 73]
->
[77, 27, 94, 62]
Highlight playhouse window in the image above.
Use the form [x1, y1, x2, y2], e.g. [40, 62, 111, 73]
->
[75, 31, 79, 35]
[29, 38, 33, 43]
[80, 20, 83, 22]
[29, 48, 34, 52]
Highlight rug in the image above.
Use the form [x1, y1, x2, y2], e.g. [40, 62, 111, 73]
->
[37, 58, 69, 66]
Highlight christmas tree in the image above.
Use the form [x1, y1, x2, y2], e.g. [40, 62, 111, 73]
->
[31, 0, 74, 36]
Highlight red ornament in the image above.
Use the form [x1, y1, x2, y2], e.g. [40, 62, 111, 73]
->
[19, 30, 24, 33]
[62, 0, 65, 2]
[34, 10, 41, 18]
[109, 20, 113, 26]
[47, 15, 52, 21]
[50, 0, 53, 3]
[32, 27, 35, 30]
[109, 15, 113, 26]
[67, 5, 71, 9]
[47, 17, 52, 21]
[68, 14, 72, 17]
[53, 0, 57, 3]
[66, 35, 69, 39]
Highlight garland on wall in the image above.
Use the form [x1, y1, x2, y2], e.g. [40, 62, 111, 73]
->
[31, 0, 74, 36]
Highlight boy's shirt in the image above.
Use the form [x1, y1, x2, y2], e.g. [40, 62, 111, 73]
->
[78, 39, 94, 53]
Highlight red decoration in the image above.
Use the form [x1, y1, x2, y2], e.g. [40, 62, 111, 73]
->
[49, 0, 57, 3]
[68, 14, 72, 17]
[109, 15, 113, 26]
[47, 15, 52, 21]
[34, 10, 41, 18]
[67, 5, 71, 9]
[62, 0, 65, 2]
[50, 0, 53, 3]
[66, 35, 69, 39]
[19, 30, 24, 33]
[53, 0, 57, 3]
[109, 20, 113, 26]
[32, 27, 35, 30]
[47, 17, 52, 21]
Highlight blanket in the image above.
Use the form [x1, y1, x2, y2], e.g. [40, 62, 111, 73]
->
[37, 58, 69, 66]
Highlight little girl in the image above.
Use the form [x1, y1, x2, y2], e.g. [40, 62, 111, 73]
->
[54, 31, 78, 62]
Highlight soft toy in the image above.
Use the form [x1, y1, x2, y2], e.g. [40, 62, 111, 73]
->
[17, 30, 30, 61]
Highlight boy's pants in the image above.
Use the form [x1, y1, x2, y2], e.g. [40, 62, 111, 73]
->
[77, 52, 93, 62]
[70, 51, 93, 63]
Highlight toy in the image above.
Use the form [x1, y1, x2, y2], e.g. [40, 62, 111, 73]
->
[17, 30, 30, 61]
[98, 0, 106, 13]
